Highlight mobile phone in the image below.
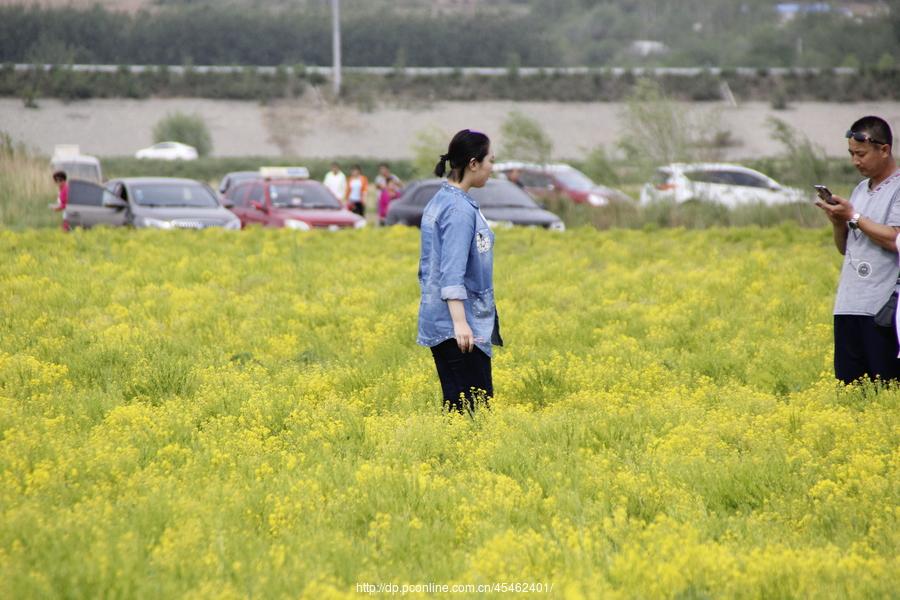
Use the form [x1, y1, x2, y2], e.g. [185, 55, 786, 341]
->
[814, 184, 837, 205]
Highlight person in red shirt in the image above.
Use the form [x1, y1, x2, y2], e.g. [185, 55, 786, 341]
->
[52, 171, 70, 231]
[378, 177, 401, 225]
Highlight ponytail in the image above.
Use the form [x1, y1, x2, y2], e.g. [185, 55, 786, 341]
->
[434, 153, 450, 178]
[434, 130, 491, 181]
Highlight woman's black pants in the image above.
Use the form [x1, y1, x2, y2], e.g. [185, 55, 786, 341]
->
[430, 339, 493, 413]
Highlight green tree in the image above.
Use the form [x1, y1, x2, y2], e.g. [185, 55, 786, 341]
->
[581, 145, 621, 186]
[766, 116, 828, 186]
[153, 112, 213, 157]
[500, 110, 553, 164]
[617, 79, 698, 174]
[876, 52, 895, 70]
[410, 126, 450, 179]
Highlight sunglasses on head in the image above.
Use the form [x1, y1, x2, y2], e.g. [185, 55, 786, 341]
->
[846, 130, 887, 146]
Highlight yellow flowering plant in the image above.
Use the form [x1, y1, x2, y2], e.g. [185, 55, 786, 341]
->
[0, 225, 896, 598]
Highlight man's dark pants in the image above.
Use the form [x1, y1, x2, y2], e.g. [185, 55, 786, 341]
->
[834, 315, 900, 384]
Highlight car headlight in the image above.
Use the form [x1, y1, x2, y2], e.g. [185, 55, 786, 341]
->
[549, 220, 566, 232]
[353, 219, 367, 229]
[587, 193, 608, 206]
[141, 217, 174, 229]
[284, 219, 311, 231]
[223, 218, 241, 230]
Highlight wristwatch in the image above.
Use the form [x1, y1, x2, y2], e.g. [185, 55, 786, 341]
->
[848, 213, 861, 230]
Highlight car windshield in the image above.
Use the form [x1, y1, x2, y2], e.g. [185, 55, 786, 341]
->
[471, 181, 539, 208]
[132, 183, 219, 207]
[553, 168, 595, 192]
[269, 182, 341, 209]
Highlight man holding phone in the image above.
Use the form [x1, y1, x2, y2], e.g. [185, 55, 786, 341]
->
[816, 116, 900, 384]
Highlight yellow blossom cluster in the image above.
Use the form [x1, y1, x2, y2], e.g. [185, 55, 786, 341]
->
[0, 225, 896, 598]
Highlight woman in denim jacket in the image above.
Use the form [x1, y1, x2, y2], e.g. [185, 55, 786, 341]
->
[417, 129, 502, 413]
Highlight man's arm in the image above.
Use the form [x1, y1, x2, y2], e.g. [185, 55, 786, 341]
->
[832, 220, 849, 255]
[817, 193, 900, 253]
[817, 195, 849, 254]
[856, 218, 900, 252]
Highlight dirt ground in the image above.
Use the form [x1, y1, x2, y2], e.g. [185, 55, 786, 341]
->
[2, 96, 899, 160]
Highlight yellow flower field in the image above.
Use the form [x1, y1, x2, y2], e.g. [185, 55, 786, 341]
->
[0, 225, 897, 599]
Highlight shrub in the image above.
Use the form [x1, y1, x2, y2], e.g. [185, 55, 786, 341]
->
[616, 79, 705, 178]
[876, 53, 895, 70]
[410, 126, 451, 179]
[770, 86, 790, 111]
[152, 112, 213, 157]
[580, 145, 621, 186]
[499, 110, 553, 164]
[0, 132, 58, 229]
[766, 116, 829, 186]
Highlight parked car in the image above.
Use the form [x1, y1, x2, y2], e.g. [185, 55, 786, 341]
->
[63, 177, 240, 230]
[222, 167, 365, 230]
[135, 141, 199, 161]
[217, 168, 313, 197]
[639, 163, 809, 207]
[385, 178, 565, 230]
[218, 171, 262, 196]
[494, 161, 631, 206]
[50, 144, 102, 183]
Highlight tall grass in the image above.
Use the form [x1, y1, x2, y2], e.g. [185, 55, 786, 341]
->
[543, 196, 824, 230]
[0, 134, 58, 229]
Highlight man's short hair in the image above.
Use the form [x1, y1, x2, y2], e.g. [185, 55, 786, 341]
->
[850, 116, 893, 148]
[52, 170, 67, 181]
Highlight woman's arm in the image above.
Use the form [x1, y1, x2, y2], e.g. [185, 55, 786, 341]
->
[438, 206, 476, 352]
[447, 300, 474, 352]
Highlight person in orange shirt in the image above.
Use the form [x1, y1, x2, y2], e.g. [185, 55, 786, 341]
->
[345, 164, 368, 217]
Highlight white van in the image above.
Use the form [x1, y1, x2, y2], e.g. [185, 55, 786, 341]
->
[50, 145, 103, 183]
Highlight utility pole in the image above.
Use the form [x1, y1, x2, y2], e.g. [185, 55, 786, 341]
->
[331, 0, 341, 97]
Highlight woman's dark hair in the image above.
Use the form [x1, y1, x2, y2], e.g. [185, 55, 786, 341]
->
[52, 170, 67, 182]
[434, 129, 490, 181]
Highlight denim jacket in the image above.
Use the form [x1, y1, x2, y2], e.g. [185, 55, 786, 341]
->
[417, 182, 502, 357]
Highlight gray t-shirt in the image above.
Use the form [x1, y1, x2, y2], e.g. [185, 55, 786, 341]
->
[834, 170, 900, 315]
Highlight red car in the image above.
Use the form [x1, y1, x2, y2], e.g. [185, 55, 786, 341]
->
[494, 162, 632, 206]
[222, 168, 366, 230]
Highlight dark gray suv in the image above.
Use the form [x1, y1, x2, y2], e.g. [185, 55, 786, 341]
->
[385, 178, 565, 230]
[65, 177, 241, 230]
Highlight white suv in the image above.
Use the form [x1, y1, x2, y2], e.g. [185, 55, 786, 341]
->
[640, 163, 808, 207]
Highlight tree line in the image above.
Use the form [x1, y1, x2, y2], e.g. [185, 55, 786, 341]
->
[0, 5, 557, 67]
[0, 2, 897, 69]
